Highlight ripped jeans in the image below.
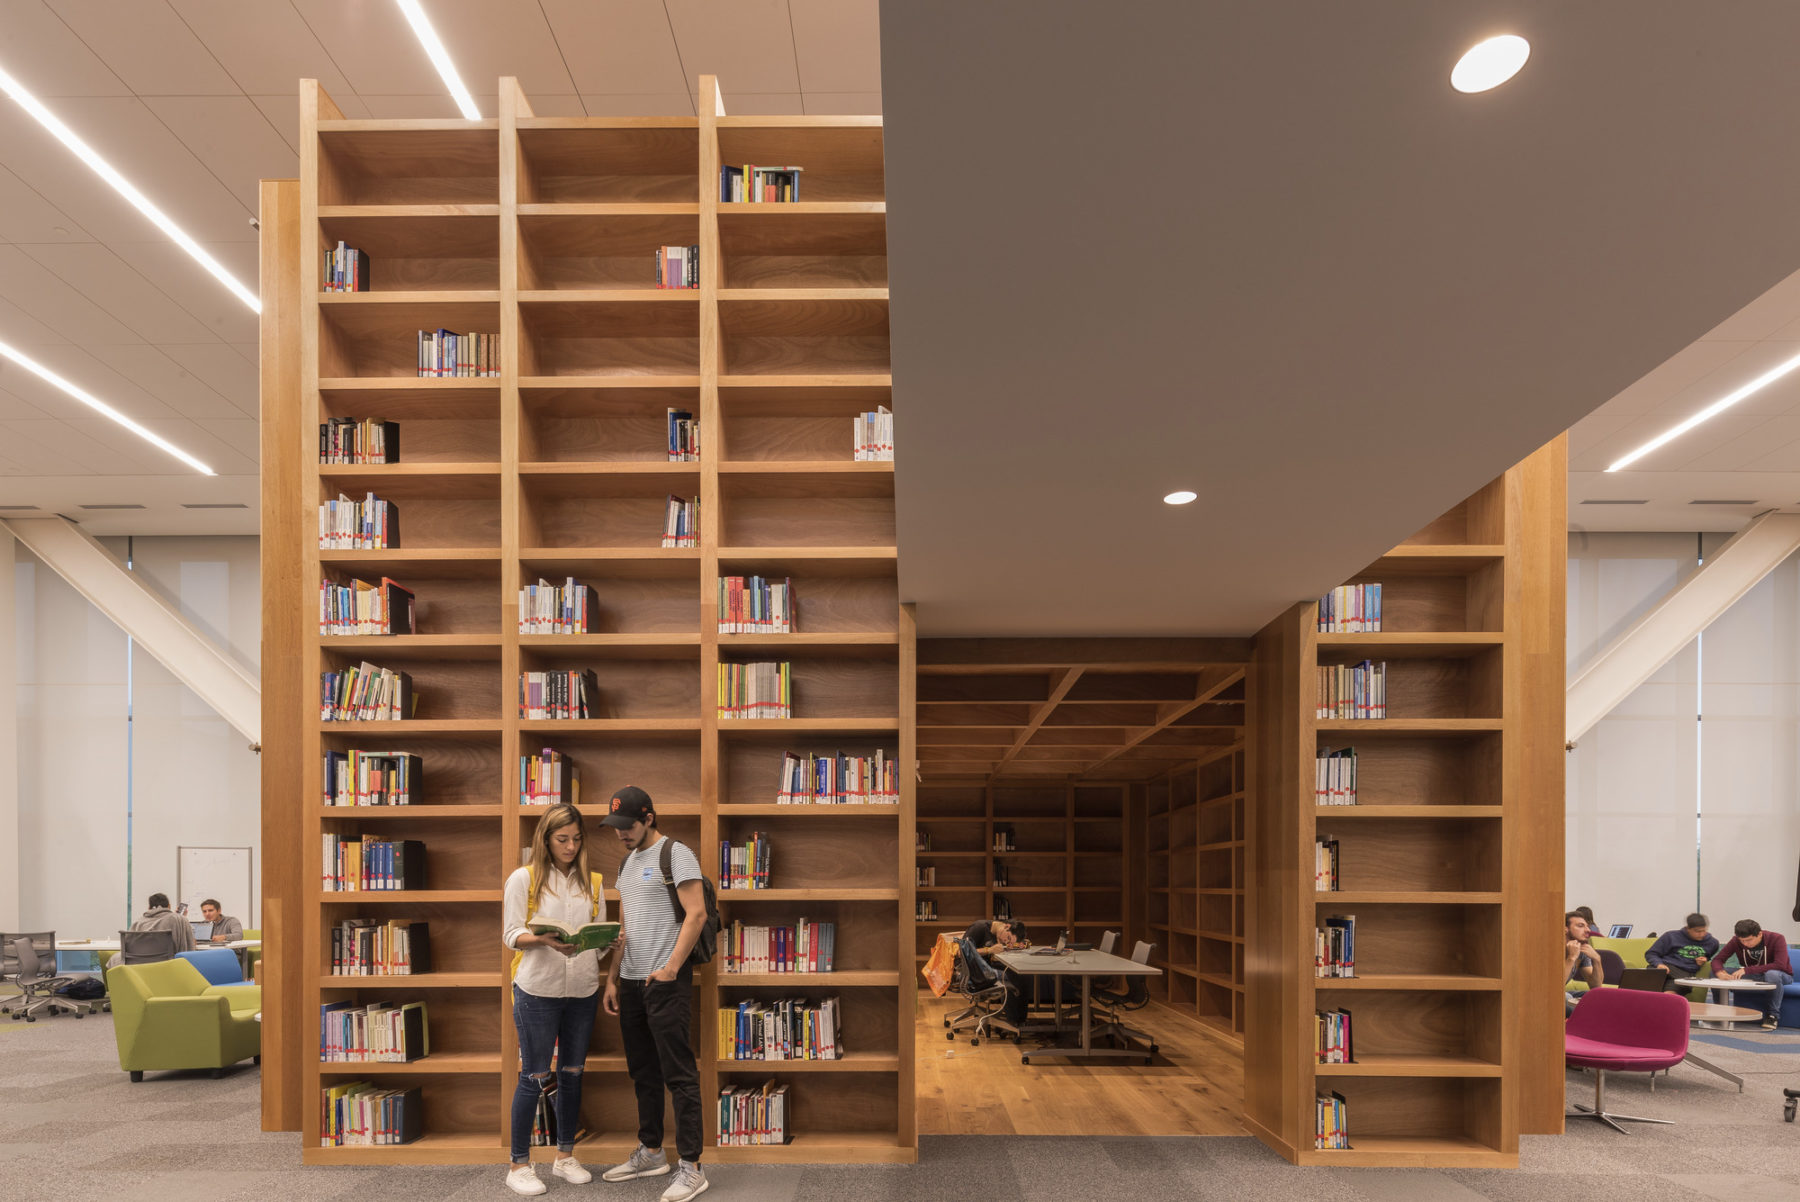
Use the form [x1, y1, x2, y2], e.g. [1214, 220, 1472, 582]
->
[511, 984, 599, 1162]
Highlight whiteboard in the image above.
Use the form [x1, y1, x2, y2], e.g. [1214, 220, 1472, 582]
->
[178, 846, 254, 926]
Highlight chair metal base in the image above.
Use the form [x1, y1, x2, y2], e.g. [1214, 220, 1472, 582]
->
[1567, 1068, 1674, 1133]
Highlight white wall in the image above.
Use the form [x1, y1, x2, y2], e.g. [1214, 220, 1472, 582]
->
[12, 535, 260, 939]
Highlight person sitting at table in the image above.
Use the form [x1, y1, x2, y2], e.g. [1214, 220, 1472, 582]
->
[199, 899, 243, 945]
[1564, 911, 1602, 992]
[130, 892, 195, 952]
[1711, 919, 1792, 1031]
[1646, 913, 1719, 979]
[964, 917, 1030, 1022]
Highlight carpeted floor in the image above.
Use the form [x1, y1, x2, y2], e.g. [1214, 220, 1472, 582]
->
[2, 1008, 1799, 1201]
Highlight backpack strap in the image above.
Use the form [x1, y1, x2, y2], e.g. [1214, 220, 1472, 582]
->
[660, 837, 683, 919]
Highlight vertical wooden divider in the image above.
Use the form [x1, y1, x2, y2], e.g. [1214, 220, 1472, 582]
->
[897, 601, 918, 1148]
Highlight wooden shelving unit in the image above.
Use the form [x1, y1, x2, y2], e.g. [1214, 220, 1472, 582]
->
[1244, 441, 1566, 1169]
[287, 76, 912, 1166]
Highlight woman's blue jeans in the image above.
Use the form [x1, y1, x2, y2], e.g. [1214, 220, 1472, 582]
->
[511, 984, 598, 1162]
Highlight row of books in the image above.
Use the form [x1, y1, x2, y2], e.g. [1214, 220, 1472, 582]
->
[1314, 1007, 1353, 1064]
[668, 407, 699, 461]
[519, 578, 593, 634]
[992, 829, 1017, 852]
[852, 406, 893, 461]
[330, 919, 432, 976]
[322, 836, 426, 892]
[528, 1086, 585, 1149]
[776, 751, 898, 805]
[656, 244, 699, 289]
[1315, 915, 1356, 978]
[718, 575, 794, 634]
[318, 1000, 428, 1063]
[319, 577, 415, 636]
[1317, 583, 1383, 633]
[1315, 747, 1358, 805]
[717, 997, 841, 1061]
[323, 750, 420, 807]
[320, 1082, 422, 1147]
[323, 241, 371, 292]
[915, 831, 930, 851]
[916, 866, 936, 887]
[717, 1081, 789, 1146]
[991, 863, 1011, 888]
[520, 669, 599, 720]
[319, 494, 399, 550]
[663, 495, 698, 547]
[1316, 660, 1388, 720]
[521, 747, 577, 806]
[720, 164, 802, 203]
[417, 329, 498, 378]
[719, 832, 772, 890]
[915, 900, 938, 921]
[321, 664, 414, 721]
[992, 896, 1014, 921]
[1314, 836, 1340, 893]
[1314, 1091, 1350, 1150]
[319, 418, 398, 464]
[719, 919, 835, 974]
[718, 661, 791, 719]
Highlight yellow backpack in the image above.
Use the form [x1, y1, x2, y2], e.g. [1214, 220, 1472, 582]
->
[510, 866, 604, 981]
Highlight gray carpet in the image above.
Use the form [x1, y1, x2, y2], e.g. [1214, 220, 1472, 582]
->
[2, 1008, 1799, 1201]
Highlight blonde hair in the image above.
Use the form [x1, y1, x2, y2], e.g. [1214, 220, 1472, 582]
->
[527, 803, 593, 914]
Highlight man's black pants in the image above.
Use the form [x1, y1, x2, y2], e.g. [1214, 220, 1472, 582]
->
[618, 965, 702, 1164]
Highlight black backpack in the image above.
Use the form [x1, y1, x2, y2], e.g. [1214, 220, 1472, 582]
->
[660, 837, 721, 965]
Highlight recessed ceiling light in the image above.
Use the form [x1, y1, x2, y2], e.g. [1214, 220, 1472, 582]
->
[1164, 490, 1198, 505]
[0, 339, 215, 475]
[1451, 35, 1531, 93]
[0, 61, 260, 313]
[395, 0, 482, 120]
[1608, 346, 1800, 471]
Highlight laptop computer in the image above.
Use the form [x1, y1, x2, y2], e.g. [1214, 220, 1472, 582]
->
[1618, 968, 1672, 992]
[190, 921, 214, 941]
[1608, 924, 1634, 938]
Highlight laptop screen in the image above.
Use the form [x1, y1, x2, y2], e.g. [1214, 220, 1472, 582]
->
[190, 921, 214, 940]
[1607, 924, 1633, 939]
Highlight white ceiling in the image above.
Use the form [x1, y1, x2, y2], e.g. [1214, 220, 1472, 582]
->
[0, 0, 881, 535]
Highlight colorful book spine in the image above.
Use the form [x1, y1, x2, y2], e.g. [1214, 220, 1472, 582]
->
[519, 747, 578, 806]
[852, 406, 893, 461]
[655, 245, 700, 289]
[662, 495, 698, 547]
[1315, 660, 1386, 719]
[717, 661, 792, 719]
[415, 329, 499, 378]
[717, 576, 795, 634]
[1314, 747, 1357, 805]
[667, 408, 699, 461]
[1317, 583, 1382, 633]
[517, 578, 591, 634]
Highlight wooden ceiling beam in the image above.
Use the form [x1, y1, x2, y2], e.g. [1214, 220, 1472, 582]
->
[1078, 666, 1246, 778]
[989, 667, 1084, 776]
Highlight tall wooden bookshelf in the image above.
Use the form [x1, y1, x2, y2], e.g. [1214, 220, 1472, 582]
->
[286, 76, 913, 1165]
[1244, 439, 1566, 1168]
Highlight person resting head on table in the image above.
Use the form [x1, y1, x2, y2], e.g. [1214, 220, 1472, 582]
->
[199, 899, 243, 944]
[964, 917, 1029, 964]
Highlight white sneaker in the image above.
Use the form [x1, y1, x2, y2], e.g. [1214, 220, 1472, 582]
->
[601, 1144, 671, 1182]
[506, 1164, 548, 1197]
[660, 1160, 707, 1202]
[553, 1155, 593, 1184]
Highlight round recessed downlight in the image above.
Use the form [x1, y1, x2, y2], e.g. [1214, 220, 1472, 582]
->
[1163, 490, 1198, 506]
[1451, 35, 1530, 93]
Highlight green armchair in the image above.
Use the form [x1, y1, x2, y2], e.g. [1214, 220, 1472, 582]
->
[106, 959, 261, 1082]
[1589, 936, 1655, 971]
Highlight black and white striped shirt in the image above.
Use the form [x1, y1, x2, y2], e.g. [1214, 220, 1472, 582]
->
[617, 837, 702, 981]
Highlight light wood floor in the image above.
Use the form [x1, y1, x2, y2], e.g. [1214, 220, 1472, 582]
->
[915, 997, 1245, 1136]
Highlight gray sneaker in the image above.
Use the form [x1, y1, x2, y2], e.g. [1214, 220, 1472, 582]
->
[601, 1144, 671, 1182]
[659, 1161, 707, 1202]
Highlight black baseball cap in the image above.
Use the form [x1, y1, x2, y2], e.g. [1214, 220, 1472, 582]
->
[600, 785, 655, 829]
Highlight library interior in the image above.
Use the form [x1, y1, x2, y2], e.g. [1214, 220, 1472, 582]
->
[3, 3, 1800, 1199]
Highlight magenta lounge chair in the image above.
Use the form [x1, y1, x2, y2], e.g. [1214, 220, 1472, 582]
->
[1564, 987, 1690, 1132]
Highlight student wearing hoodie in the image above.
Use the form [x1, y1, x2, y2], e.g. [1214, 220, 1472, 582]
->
[129, 893, 195, 952]
[1646, 913, 1720, 979]
[1713, 919, 1792, 1030]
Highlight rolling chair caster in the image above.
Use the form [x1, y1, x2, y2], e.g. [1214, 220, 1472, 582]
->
[970, 1037, 979, 1046]
[1784, 1088, 1798, 1122]
[1021, 1055, 1030, 1064]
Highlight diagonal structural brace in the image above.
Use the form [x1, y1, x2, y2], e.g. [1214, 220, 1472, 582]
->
[2, 516, 261, 745]
[1567, 511, 1800, 746]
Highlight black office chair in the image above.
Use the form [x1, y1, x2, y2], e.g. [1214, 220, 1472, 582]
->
[1596, 948, 1626, 986]
[6, 935, 81, 1022]
[118, 929, 177, 965]
[943, 935, 1018, 1046]
[1091, 939, 1158, 1053]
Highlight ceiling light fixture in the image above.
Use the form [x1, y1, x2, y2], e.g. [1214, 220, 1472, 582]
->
[1606, 346, 1800, 471]
[395, 0, 482, 120]
[1451, 35, 1531, 93]
[0, 339, 215, 475]
[0, 62, 260, 313]
[1163, 490, 1198, 505]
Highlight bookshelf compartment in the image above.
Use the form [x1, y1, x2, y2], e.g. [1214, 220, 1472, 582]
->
[1398, 479, 1505, 547]
[319, 385, 500, 463]
[712, 1073, 898, 1148]
[317, 212, 500, 292]
[916, 785, 983, 820]
[315, 986, 503, 1058]
[318, 733, 502, 808]
[716, 901, 896, 973]
[717, 121, 885, 203]
[718, 814, 895, 891]
[1316, 648, 1502, 721]
[1312, 989, 1501, 1068]
[720, 733, 899, 808]
[518, 298, 699, 378]
[317, 899, 500, 977]
[716, 653, 898, 722]
[320, 651, 501, 722]
[719, 210, 886, 289]
[517, 556, 701, 634]
[997, 856, 1067, 890]
[1319, 819, 1501, 894]
[916, 855, 987, 890]
[318, 299, 501, 380]
[318, 815, 498, 892]
[1073, 856, 1122, 890]
[1165, 970, 1197, 1009]
[317, 128, 499, 206]
[719, 469, 894, 549]
[520, 473, 700, 551]
[517, 650, 702, 722]
[518, 212, 702, 291]
[519, 386, 702, 463]
[1073, 786, 1125, 820]
[1075, 822, 1123, 854]
[715, 986, 899, 1058]
[1315, 904, 1499, 979]
[1320, 732, 1502, 808]
[717, 566, 898, 636]
[1307, 1078, 1501, 1150]
[720, 397, 894, 463]
[1197, 977, 1233, 1018]
[517, 731, 702, 812]
[1199, 894, 1233, 935]
[316, 474, 501, 550]
[581, 814, 703, 888]
[516, 125, 700, 204]
[720, 297, 889, 377]
[318, 565, 502, 636]
[990, 786, 1066, 822]
[1342, 567, 1503, 635]
[992, 894, 1069, 931]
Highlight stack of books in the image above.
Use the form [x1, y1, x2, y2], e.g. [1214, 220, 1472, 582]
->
[776, 751, 896, 804]
[992, 826, 1016, 852]
[915, 830, 930, 852]
[1314, 1091, 1349, 1150]
[1314, 836, 1340, 892]
[318, 1001, 428, 1062]
[717, 1081, 789, 1146]
[321, 836, 426, 891]
[720, 919, 834, 973]
[1316, 660, 1387, 719]
[416, 329, 498, 378]
[853, 406, 893, 461]
[519, 670, 599, 720]
[718, 576, 794, 634]
[330, 919, 432, 976]
[1315, 747, 1357, 805]
[1314, 1007, 1353, 1064]
[318, 493, 399, 549]
[916, 865, 936, 887]
[1317, 584, 1382, 633]
[1315, 915, 1356, 978]
[655, 245, 699, 288]
[915, 899, 938, 921]
[719, 164, 802, 202]
[993, 896, 1013, 921]
[319, 577, 415, 636]
[991, 861, 1010, 888]
[319, 1082, 423, 1147]
[320, 663, 414, 721]
[520, 748, 577, 806]
[518, 578, 592, 634]
[663, 495, 698, 548]
[322, 750, 420, 807]
[718, 662, 791, 719]
[668, 408, 699, 461]
[718, 997, 841, 1061]
[322, 241, 371, 292]
[319, 418, 398, 464]
[719, 831, 772, 890]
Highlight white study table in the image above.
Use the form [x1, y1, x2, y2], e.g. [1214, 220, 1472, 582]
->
[994, 947, 1162, 1064]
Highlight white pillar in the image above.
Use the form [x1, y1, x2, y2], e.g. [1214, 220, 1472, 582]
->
[0, 530, 17, 931]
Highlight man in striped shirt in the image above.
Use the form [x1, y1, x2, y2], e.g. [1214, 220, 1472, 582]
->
[601, 787, 709, 1202]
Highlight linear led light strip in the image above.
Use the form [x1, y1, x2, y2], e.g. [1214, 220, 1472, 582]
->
[0, 62, 260, 314]
[1608, 347, 1800, 471]
[395, 0, 482, 120]
[0, 338, 214, 475]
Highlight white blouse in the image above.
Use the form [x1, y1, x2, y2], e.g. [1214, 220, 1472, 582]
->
[503, 864, 609, 999]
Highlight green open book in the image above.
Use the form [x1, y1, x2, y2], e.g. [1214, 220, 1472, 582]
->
[528, 919, 621, 954]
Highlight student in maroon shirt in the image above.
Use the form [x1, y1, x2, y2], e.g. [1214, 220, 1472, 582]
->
[1713, 919, 1793, 1030]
